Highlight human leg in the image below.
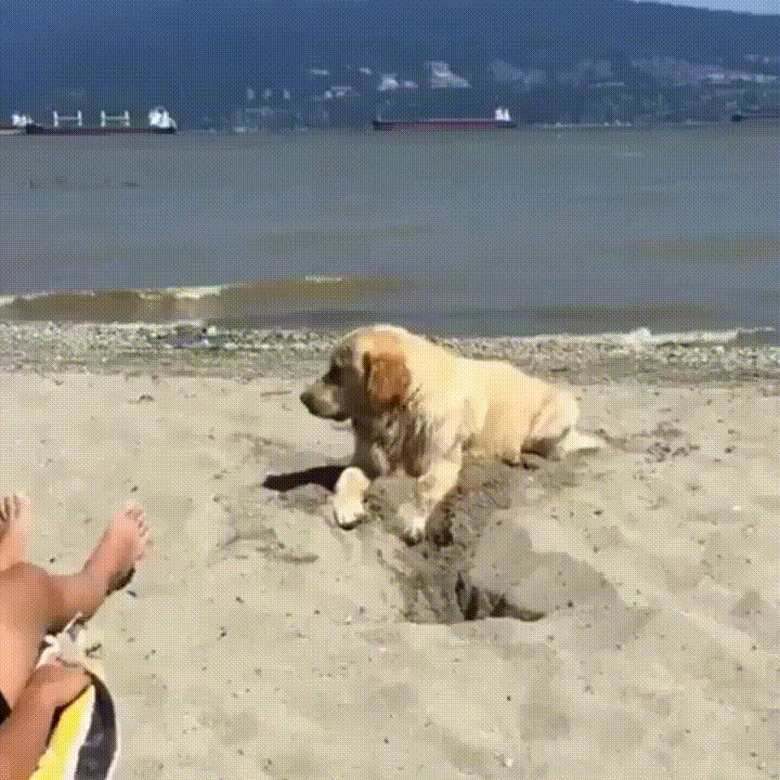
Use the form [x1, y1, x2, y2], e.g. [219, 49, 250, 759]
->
[0, 493, 29, 572]
[0, 562, 71, 709]
[0, 499, 148, 708]
[48, 502, 149, 624]
[0, 661, 91, 780]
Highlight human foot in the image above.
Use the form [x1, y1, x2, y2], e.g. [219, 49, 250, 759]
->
[0, 493, 31, 570]
[84, 503, 149, 594]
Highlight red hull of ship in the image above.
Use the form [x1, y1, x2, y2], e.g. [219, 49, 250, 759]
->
[24, 125, 176, 135]
[373, 118, 516, 131]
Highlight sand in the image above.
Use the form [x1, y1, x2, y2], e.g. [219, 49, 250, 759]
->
[1, 325, 778, 779]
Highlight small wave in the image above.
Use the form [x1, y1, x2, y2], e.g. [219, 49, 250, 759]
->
[138, 285, 226, 301]
[28, 177, 140, 190]
[0, 277, 401, 323]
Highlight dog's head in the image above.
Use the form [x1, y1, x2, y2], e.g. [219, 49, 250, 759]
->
[300, 326, 411, 421]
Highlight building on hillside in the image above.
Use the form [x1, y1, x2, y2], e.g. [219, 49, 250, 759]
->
[378, 74, 400, 91]
[425, 62, 470, 88]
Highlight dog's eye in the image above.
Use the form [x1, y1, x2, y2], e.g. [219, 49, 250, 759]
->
[325, 365, 342, 384]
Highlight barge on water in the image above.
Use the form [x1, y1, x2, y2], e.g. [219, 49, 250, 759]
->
[730, 107, 780, 126]
[373, 107, 516, 131]
[20, 107, 177, 135]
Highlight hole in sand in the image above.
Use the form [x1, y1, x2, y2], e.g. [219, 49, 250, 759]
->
[261, 455, 599, 624]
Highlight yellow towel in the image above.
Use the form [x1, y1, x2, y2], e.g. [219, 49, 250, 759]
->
[31, 616, 119, 780]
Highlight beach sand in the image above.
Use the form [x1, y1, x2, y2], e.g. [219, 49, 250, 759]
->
[1, 325, 778, 779]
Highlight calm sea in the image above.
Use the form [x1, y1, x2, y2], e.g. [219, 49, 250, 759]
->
[1, 127, 777, 337]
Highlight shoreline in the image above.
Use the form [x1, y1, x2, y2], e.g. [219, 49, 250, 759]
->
[2, 321, 778, 385]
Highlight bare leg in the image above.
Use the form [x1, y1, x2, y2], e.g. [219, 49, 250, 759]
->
[1, 563, 61, 708]
[0, 493, 30, 572]
[0, 500, 148, 709]
[50, 501, 149, 622]
[0, 660, 91, 780]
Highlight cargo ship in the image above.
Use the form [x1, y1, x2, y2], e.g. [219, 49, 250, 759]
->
[20, 107, 177, 135]
[730, 107, 779, 126]
[373, 107, 516, 131]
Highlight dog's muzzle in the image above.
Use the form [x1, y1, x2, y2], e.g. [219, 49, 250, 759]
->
[299, 387, 319, 413]
[300, 387, 348, 421]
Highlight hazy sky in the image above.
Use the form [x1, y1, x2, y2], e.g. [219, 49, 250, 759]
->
[657, 0, 778, 14]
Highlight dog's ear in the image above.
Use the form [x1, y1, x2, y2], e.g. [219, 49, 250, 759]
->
[363, 351, 410, 408]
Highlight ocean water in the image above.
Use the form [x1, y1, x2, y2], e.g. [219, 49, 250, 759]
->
[1, 127, 777, 337]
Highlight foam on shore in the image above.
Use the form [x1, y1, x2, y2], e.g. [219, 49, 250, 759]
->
[453, 326, 779, 347]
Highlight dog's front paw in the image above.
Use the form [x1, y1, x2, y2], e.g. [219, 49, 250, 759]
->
[396, 502, 427, 545]
[329, 495, 365, 530]
[556, 428, 604, 457]
[329, 467, 372, 530]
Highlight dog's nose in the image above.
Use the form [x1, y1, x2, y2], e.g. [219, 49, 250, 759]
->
[300, 389, 312, 409]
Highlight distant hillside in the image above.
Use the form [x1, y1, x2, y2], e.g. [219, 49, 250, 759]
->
[1, 0, 778, 125]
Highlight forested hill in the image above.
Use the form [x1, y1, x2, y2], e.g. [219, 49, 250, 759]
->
[1, 0, 778, 123]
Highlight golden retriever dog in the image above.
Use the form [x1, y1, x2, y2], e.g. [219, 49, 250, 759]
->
[300, 324, 599, 542]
